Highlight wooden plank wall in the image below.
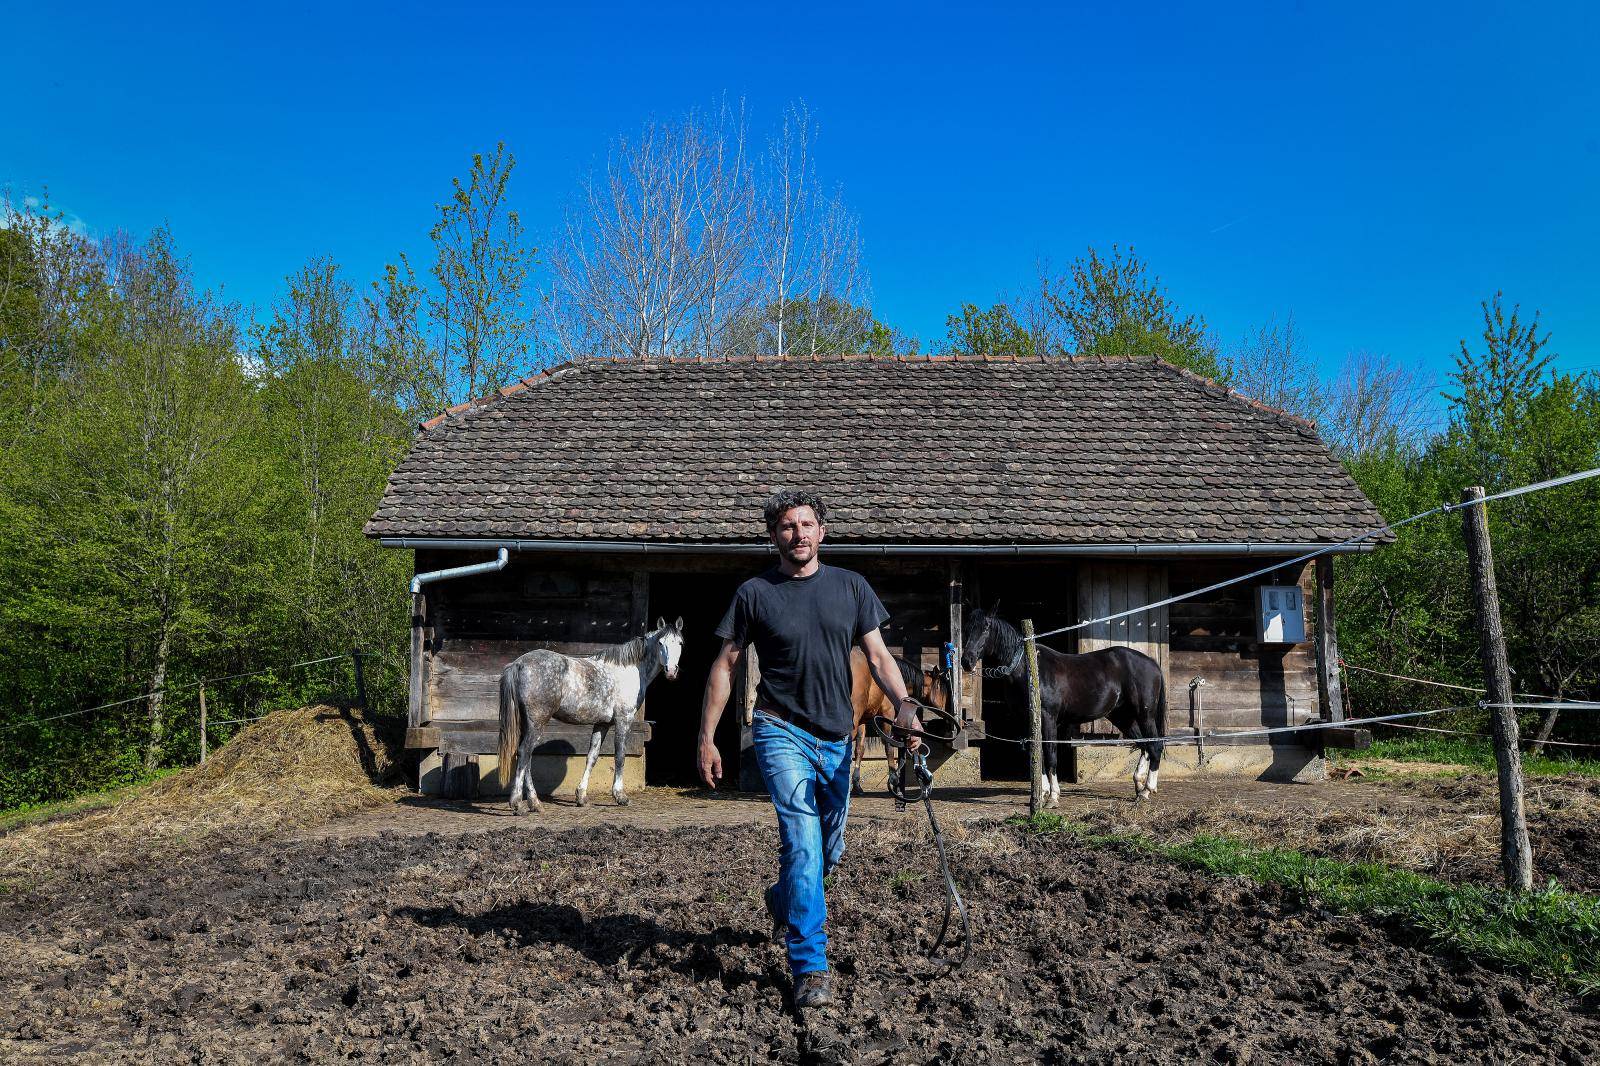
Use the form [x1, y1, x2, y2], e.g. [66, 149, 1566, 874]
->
[1167, 560, 1319, 733]
[1075, 562, 1170, 733]
[421, 555, 641, 726]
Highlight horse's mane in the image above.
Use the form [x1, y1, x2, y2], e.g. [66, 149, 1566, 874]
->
[986, 613, 1024, 666]
[589, 631, 657, 667]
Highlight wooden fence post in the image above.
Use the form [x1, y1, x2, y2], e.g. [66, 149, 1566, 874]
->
[1023, 618, 1044, 818]
[1314, 555, 1346, 722]
[198, 684, 208, 764]
[351, 648, 367, 710]
[1461, 485, 1534, 891]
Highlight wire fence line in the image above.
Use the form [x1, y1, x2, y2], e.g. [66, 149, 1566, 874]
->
[1340, 662, 1579, 702]
[1382, 720, 1600, 752]
[0, 650, 379, 736]
[1024, 463, 1600, 645]
[976, 703, 1497, 749]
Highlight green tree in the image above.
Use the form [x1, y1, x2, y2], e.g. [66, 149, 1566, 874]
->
[943, 302, 1036, 356]
[1041, 246, 1220, 376]
[59, 231, 263, 770]
[254, 258, 412, 662]
[1436, 294, 1600, 749]
[728, 295, 911, 356]
[426, 142, 538, 406]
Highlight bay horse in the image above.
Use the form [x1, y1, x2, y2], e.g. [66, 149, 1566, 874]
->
[961, 607, 1166, 803]
[849, 649, 952, 796]
[498, 617, 684, 814]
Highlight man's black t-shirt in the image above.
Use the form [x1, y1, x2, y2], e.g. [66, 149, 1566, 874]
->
[715, 563, 890, 739]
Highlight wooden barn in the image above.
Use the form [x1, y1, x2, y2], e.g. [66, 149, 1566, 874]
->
[365, 354, 1385, 797]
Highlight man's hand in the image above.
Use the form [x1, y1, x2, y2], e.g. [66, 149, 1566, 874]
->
[698, 738, 723, 789]
[895, 698, 924, 752]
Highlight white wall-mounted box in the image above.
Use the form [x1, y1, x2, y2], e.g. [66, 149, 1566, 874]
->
[1258, 585, 1306, 644]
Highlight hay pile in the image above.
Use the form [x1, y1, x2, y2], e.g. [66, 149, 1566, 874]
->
[0, 705, 403, 880]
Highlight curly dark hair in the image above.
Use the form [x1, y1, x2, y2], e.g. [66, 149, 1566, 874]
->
[763, 489, 829, 534]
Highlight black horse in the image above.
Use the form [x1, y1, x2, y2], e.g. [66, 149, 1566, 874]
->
[962, 607, 1167, 803]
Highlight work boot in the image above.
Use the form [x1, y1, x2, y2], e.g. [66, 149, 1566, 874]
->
[793, 971, 834, 1009]
[763, 882, 787, 941]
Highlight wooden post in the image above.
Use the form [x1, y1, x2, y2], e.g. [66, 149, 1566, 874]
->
[948, 560, 965, 728]
[351, 648, 367, 710]
[1314, 556, 1345, 722]
[1023, 618, 1044, 817]
[198, 684, 208, 764]
[1461, 485, 1534, 891]
[442, 752, 478, 802]
[408, 591, 427, 730]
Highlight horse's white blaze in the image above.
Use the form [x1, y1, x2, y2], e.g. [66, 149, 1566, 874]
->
[660, 630, 684, 679]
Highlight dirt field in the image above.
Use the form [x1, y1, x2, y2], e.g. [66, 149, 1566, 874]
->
[303, 767, 1600, 894]
[4, 778, 1600, 1064]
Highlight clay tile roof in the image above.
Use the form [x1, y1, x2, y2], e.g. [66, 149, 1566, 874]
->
[366, 354, 1386, 547]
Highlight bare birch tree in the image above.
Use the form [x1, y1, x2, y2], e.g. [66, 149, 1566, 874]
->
[1322, 349, 1432, 458]
[1222, 313, 1324, 421]
[546, 101, 871, 359]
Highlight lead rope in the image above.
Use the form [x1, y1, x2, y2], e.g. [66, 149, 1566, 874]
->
[870, 712, 972, 973]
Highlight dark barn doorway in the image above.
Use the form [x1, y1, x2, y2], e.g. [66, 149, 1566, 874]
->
[645, 572, 746, 787]
[974, 561, 1079, 781]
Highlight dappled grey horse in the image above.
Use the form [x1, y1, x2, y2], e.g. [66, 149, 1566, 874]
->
[498, 617, 684, 814]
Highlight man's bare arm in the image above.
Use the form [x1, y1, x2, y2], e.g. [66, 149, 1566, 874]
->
[698, 639, 742, 788]
[859, 627, 923, 750]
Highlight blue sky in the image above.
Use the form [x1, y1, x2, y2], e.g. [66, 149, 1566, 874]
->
[4, 1, 1597, 426]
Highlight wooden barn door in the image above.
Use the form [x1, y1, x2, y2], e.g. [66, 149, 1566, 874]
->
[1075, 562, 1171, 734]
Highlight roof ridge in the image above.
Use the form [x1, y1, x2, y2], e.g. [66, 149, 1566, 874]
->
[415, 352, 1276, 435]
[1144, 359, 1324, 439]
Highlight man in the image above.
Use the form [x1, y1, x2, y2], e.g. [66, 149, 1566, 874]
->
[698, 490, 922, 1009]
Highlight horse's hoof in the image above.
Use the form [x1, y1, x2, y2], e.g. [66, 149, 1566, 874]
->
[614, 795, 630, 807]
[576, 792, 589, 807]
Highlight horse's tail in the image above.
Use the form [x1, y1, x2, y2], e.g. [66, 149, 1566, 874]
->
[498, 663, 522, 782]
[1150, 670, 1168, 769]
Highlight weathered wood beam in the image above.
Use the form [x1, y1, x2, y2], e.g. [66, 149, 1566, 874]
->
[408, 591, 427, 730]
[1314, 555, 1345, 722]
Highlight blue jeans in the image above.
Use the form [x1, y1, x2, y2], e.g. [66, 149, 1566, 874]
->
[752, 712, 853, 976]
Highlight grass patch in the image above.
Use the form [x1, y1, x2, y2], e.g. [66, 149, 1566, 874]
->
[1354, 736, 1600, 779]
[1007, 811, 1600, 995]
[0, 770, 181, 833]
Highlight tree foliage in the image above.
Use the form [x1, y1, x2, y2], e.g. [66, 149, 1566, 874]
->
[0, 198, 412, 807]
[939, 246, 1220, 376]
[1334, 295, 1600, 749]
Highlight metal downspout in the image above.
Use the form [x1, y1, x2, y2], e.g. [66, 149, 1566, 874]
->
[407, 548, 510, 734]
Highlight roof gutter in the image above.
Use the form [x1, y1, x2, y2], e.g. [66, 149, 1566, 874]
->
[381, 537, 1376, 558]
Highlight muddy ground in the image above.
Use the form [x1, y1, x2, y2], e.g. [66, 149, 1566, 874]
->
[3, 813, 1598, 1064]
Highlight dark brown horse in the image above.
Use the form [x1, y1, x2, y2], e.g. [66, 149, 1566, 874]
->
[848, 649, 952, 795]
[961, 608, 1166, 803]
